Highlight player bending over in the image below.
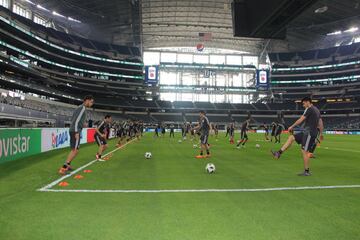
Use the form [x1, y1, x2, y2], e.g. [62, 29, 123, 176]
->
[59, 95, 94, 175]
[271, 97, 323, 176]
[237, 119, 250, 148]
[192, 110, 211, 159]
[95, 115, 112, 161]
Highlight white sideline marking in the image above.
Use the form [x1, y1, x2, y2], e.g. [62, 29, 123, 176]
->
[38, 185, 360, 193]
[38, 138, 138, 191]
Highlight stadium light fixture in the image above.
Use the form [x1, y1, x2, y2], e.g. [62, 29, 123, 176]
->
[36, 4, 49, 12]
[23, 0, 35, 5]
[326, 31, 342, 36]
[67, 17, 81, 23]
[344, 27, 358, 33]
[52, 11, 66, 18]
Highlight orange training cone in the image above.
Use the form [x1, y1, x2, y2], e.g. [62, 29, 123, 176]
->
[58, 181, 69, 187]
[74, 175, 84, 179]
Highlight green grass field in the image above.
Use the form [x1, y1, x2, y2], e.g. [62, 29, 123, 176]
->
[1, 132, 360, 240]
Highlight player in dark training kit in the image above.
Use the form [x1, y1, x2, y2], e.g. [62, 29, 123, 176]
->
[274, 123, 285, 143]
[271, 97, 323, 176]
[229, 122, 235, 144]
[58, 95, 94, 175]
[270, 122, 277, 142]
[95, 115, 112, 161]
[169, 124, 175, 138]
[261, 123, 270, 141]
[237, 119, 250, 148]
[192, 110, 211, 159]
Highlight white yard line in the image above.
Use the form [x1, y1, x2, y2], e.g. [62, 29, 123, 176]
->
[38, 138, 138, 191]
[38, 184, 360, 193]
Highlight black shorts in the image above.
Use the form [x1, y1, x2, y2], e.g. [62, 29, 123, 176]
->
[229, 130, 234, 137]
[70, 131, 81, 150]
[95, 134, 107, 146]
[240, 130, 248, 139]
[294, 132, 317, 153]
[200, 134, 209, 144]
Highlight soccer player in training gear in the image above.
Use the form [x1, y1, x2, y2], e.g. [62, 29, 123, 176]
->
[169, 124, 175, 138]
[229, 122, 235, 144]
[271, 97, 323, 176]
[262, 123, 270, 141]
[154, 123, 159, 138]
[214, 124, 219, 140]
[95, 115, 112, 161]
[270, 122, 277, 142]
[237, 119, 250, 148]
[225, 125, 230, 137]
[59, 95, 94, 175]
[192, 110, 211, 159]
[274, 123, 285, 143]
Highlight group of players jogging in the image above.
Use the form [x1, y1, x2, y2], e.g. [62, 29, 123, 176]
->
[59, 96, 322, 177]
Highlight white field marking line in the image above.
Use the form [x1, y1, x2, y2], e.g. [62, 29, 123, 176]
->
[38, 185, 360, 193]
[322, 146, 360, 154]
[38, 138, 138, 191]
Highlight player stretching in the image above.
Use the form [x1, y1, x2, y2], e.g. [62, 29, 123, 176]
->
[237, 119, 250, 149]
[95, 115, 112, 161]
[58, 95, 94, 175]
[193, 110, 211, 159]
[271, 97, 323, 176]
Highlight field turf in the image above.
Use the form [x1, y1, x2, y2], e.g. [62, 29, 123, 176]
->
[0, 132, 359, 240]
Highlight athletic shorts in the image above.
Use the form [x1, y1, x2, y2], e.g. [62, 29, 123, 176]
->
[229, 130, 234, 137]
[294, 132, 317, 153]
[240, 130, 248, 139]
[70, 131, 81, 150]
[200, 134, 209, 145]
[95, 133, 107, 146]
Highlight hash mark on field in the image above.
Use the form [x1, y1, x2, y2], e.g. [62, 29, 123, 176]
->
[38, 185, 360, 193]
[38, 138, 138, 191]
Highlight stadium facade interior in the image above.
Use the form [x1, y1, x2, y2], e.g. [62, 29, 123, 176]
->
[0, 0, 360, 129]
[0, 0, 359, 130]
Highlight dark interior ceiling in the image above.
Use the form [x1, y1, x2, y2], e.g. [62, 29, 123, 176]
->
[23, 0, 360, 53]
[33, 0, 141, 47]
[286, 0, 360, 51]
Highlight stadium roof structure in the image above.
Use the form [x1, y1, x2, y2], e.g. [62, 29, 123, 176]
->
[26, 0, 360, 54]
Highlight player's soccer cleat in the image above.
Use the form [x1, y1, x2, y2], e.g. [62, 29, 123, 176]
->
[195, 155, 205, 159]
[297, 171, 311, 176]
[271, 150, 281, 159]
[96, 153, 101, 159]
[66, 165, 73, 171]
[236, 145, 241, 149]
[58, 167, 68, 175]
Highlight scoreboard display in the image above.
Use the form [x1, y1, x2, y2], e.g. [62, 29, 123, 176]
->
[145, 66, 159, 85]
[256, 69, 270, 89]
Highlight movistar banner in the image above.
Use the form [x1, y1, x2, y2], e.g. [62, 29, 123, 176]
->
[0, 129, 41, 163]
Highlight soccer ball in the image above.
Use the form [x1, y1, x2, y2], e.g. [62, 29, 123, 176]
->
[256, 144, 260, 148]
[144, 152, 152, 159]
[205, 163, 216, 174]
